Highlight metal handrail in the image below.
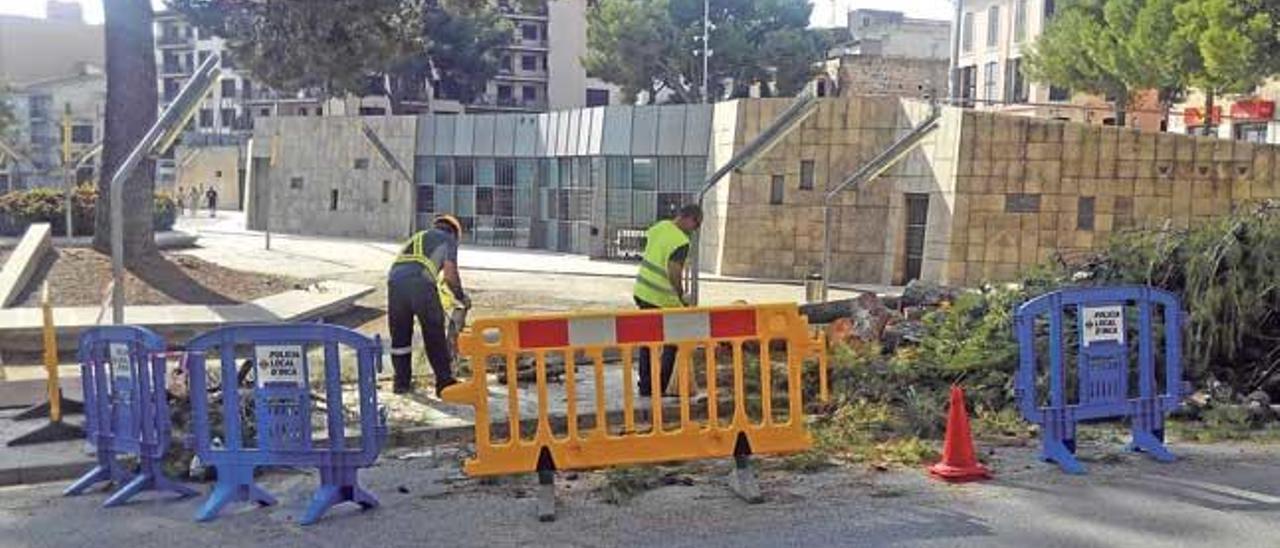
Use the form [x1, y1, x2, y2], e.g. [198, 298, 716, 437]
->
[820, 100, 941, 299]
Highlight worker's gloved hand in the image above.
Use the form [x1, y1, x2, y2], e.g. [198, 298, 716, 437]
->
[459, 293, 473, 310]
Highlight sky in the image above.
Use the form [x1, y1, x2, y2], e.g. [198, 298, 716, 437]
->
[2, 0, 955, 27]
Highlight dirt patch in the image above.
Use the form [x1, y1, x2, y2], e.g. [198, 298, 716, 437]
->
[9, 248, 307, 307]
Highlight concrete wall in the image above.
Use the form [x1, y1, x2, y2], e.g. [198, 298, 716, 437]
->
[709, 96, 933, 282]
[249, 116, 416, 241]
[174, 145, 242, 210]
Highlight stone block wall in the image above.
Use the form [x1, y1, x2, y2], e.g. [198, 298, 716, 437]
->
[950, 110, 1280, 286]
[250, 116, 416, 241]
[836, 55, 949, 99]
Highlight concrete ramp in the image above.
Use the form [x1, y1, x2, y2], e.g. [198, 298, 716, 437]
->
[0, 224, 51, 308]
[0, 280, 374, 353]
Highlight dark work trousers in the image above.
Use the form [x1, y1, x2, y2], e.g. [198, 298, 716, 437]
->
[634, 297, 676, 396]
[388, 275, 454, 390]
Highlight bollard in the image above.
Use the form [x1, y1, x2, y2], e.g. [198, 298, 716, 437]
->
[8, 281, 85, 446]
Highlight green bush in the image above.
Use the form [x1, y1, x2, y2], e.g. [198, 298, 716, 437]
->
[1085, 202, 1280, 398]
[0, 185, 177, 236]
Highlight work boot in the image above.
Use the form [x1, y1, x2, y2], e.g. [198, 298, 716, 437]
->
[393, 382, 413, 395]
[435, 377, 459, 398]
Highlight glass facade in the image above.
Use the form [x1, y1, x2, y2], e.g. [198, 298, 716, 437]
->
[415, 155, 706, 254]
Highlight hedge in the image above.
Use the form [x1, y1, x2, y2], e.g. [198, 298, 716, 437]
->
[0, 185, 177, 237]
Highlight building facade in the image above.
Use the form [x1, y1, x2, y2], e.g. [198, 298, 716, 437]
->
[953, 0, 1163, 131]
[0, 65, 105, 191]
[249, 96, 1280, 288]
[0, 12, 103, 87]
[819, 10, 949, 100]
[1167, 80, 1280, 145]
[843, 9, 951, 60]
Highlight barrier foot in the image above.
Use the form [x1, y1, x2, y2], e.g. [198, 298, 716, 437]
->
[64, 464, 112, 497]
[12, 394, 84, 421]
[729, 455, 763, 504]
[1129, 430, 1175, 463]
[1041, 438, 1086, 475]
[7, 420, 84, 447]
[299, 483, 378, 526]
[103, 471, 198, 508]
[536, 469, 556, 522]
[195, 479, 277, 522]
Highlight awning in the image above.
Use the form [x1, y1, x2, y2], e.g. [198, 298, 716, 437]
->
[1230, 99, 1275, 121]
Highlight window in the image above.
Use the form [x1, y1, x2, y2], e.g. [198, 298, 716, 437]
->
[290, 176, 304, 190]
[496, 158, 515, 187]
[522, 23, 539, 41]
[522, 86, 537, 102]
[903, 194, 929, 282]
[799, 160, 815, 190]
[501, 55, 512, 73]
[632, 158, 656, 190]
[455, 158, 475, 186]
[1077, 197, 1095, 230]
[75, 166, 94, 183]
[987, 6, 1000, 48]
[259, 107, 271, 117]
[242, 79, 253, 100]
[962, 13, 974, 52]
[1005, 59, 1028, 103]
[220, 108, 236, 128]
[354, 158, 370, 170]
[770, 175, 785, 204]
[359, 107, 386, 116]
[382, 180, 391, 203]
[1045, 0, 1056, 19]
[497, 85, 513, 101]
[1004, 193, 1041, 213]
[1049, 85, 1070, 102]
[199, 108, 213, 127]
[521, 55, 537, 71]
[315, 107, 323, 116]
[70, 124, 93, 144]
[299, 107, 309, 116]
[1235, 123, 1268, 143]
[586, 88, 610, 107]
[198, 50, 211, 65]
[220, 79, 236, 98]
[959, 66, 977, 107]
[330, 189, 339, 211]
[983, 62, 999, 102]
[215, 170, 223, 178]
[1014, 0, 1027, 42]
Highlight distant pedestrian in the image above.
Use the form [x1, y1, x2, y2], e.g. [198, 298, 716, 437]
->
[189, 186, 201, 216]
[176, 186, 186, 215]
[205, 186, 218, 218]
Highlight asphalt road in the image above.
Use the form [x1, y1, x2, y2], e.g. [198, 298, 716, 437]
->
[3, 441, 1280, 547]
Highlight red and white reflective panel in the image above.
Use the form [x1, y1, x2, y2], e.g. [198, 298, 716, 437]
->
[516, 309, 757, 349]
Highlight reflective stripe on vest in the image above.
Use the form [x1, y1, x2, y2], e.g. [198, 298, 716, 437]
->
[393, 231, 441, 280]
[633, 220, 688, 308]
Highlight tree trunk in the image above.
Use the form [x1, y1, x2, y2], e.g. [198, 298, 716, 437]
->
[1114, 94, 1128, 127]
[1202, 90, 1216, 136]
[94, 0, 158, 260]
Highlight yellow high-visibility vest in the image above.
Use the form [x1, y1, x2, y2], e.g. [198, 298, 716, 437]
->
[633, 220, 689, 308]
[394, 230, 455, 308]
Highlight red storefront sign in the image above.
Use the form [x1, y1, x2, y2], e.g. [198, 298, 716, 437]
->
[1230, 99, 1276, 121]
[1184, 106, 1222, 126]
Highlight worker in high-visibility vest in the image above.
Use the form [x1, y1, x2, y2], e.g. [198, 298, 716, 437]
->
[387, 214, 470, 395]
[632, 204, 702, 397]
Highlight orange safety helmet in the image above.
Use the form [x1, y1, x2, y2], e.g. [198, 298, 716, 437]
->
[433, 213, 463, 237]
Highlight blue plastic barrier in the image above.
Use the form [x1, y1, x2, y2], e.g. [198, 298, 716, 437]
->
[1014, 286, 1183, 474]
[64, 326, 196, 506]
[185, 323, 387, 525]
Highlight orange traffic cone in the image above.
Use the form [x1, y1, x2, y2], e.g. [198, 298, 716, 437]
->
[928, 385, 991, 482]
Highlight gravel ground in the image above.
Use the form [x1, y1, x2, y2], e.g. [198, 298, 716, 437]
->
[8, 248, 304, 307]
